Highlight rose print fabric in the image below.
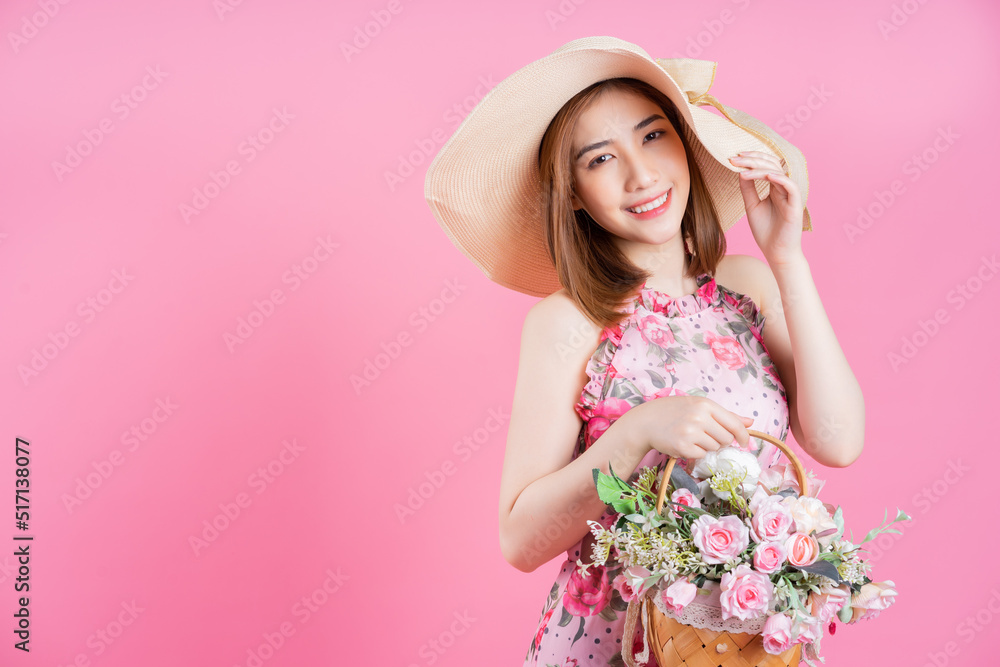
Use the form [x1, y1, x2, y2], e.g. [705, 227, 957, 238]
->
[522, 271, 790, 667]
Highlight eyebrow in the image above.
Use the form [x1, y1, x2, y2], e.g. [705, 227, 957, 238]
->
[574, 114, 667, 163]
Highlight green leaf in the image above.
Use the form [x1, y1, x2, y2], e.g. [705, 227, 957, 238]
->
[645, 369, 666, 389]
[791, 560, 843, 584]
[558, 606, 573, 627]
[670, 465, 700, 495]
[832, 506, 845, 541]
[593, 466, 634, 511]
[729, 322, 750, 335]
[859, 507, 910, 545]
[573, 615, 586, 643]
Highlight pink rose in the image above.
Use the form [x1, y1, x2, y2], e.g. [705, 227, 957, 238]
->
[752, 541, 787, 574]
[808, 584, 850, 625]
[704, 331, 747, 370]
[784, 532, 820, 567]
[586, 397, 633, 443]
[761, 613, 794, 654]
[650, 386, 687, 401]
[750, 495, 794, 543]
[691, 515, 749, 564]
[848, 580, 898, 623]
[585, 418, 610, 446]
[636, 312, 676, 346]
[533, 607, 554, 650]
[563, 564, 612, 616]
[719, 563, 773, 621]
[668, 488, 701, 519]
[792, 615, 823, 645]
[612, 565, 651, 603]
[661, 578, 698, 614]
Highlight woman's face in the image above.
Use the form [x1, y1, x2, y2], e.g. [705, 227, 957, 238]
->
[569, 88, 690, 257]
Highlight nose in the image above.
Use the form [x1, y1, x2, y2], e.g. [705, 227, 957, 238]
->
[623, 150, 659, 192]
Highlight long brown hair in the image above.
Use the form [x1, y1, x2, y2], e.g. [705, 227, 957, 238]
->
[537, 77, 727, 330]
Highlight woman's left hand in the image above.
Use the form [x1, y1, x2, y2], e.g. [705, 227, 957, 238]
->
[729, 151, 805, 267]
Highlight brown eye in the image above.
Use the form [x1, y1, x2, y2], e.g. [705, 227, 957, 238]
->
[588, 154, 611, 169]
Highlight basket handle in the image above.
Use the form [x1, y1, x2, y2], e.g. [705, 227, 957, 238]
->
[654, 429, 808, 515]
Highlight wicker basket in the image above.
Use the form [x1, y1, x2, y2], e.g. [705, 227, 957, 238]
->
[623, 429, 807, 667]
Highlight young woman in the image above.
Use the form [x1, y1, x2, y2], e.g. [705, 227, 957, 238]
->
[424, 37, 864, 666]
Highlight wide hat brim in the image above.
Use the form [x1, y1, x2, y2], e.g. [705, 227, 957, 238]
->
[424, 36, 812, 298]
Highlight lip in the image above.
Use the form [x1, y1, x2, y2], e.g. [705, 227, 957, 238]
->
[624, 188, 672, 219]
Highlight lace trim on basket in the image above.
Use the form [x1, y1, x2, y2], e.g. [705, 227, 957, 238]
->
[650, 591, 767, 634]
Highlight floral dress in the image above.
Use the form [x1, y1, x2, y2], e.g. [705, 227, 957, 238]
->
[522, 271, 791, 667]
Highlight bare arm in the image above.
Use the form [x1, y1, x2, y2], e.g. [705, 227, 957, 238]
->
[498, 294, 650, 573]
[745, 253, 865, 467]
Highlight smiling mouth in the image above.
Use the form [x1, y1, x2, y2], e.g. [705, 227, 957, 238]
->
[626, 188, 671, 214]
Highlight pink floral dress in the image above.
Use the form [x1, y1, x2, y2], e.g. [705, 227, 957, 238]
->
[522, 271, 791, 667]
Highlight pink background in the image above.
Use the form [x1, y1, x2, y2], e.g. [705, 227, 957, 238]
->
[1, 0, 997, 665]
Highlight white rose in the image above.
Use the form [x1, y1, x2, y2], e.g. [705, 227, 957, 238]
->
[692, 447, 762, 501]
[782, 496, 837, 537]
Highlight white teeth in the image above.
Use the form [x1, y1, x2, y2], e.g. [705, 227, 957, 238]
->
[627, 190, 670, 213]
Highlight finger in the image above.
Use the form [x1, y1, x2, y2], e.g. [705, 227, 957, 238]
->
[700, 419, 738, 450]
[712, 410, 752, 449]
[739, 167, 784, 179]
[734, 151, 783, 167]
[737, 167, 762, 205]
[730, 152, 782, 170]
[764, 172, 802, 208]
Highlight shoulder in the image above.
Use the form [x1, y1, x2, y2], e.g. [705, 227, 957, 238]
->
[714, 253, 776, 312]
[521, 288, 603, 369]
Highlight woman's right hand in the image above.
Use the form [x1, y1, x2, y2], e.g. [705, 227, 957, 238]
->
[627, 395, 755, 460]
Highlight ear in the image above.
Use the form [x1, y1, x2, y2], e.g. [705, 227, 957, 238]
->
[569, 190, 583, 210]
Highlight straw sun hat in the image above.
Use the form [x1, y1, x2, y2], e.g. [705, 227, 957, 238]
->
[424, 36, 812, 298]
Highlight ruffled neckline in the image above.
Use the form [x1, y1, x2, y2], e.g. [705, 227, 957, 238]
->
[623, 272, 720, 318]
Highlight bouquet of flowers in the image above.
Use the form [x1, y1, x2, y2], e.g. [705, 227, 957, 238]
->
[582, 436, 906, 665]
